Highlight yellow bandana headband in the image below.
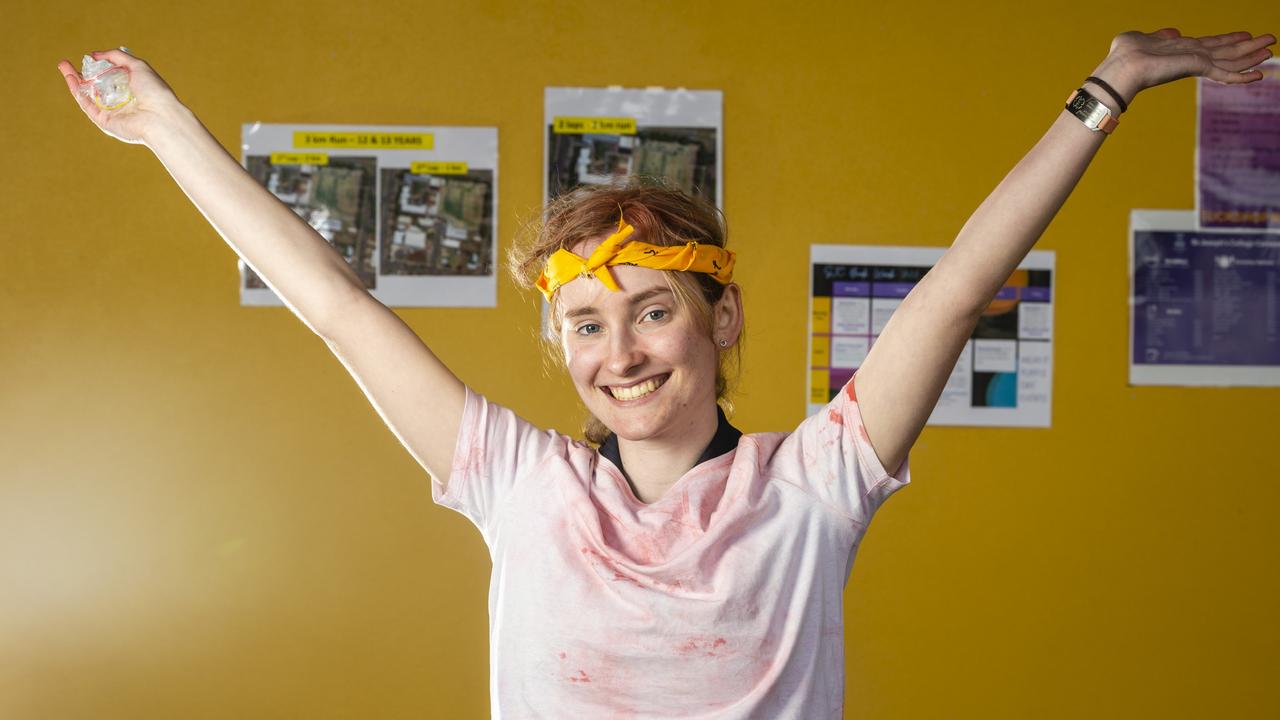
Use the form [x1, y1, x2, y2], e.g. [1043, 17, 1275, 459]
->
[535, 219, 736, 301]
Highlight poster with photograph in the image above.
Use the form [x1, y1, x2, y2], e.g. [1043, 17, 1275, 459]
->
[544, 87, 723, 208]
[809, 245, 1055, 427]
[240, 123, 498, 307]
[1130, 209, 1280, 386]
[1196, 59, 1280, 231]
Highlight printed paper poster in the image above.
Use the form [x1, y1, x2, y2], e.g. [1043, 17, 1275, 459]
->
[544, 87, 722, 208]
[809, 245, 1055, 427]
[240, 124, 498, 307]
[1196, 59, 1280, 230]
[1130, 209, 1280, 386]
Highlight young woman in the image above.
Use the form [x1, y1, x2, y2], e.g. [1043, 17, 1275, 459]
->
[60, 28, 1273, 718]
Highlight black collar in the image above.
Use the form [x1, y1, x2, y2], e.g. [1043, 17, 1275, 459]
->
[598, 405, 743, 481]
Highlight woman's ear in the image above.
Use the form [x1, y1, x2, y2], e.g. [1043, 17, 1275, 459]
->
[713, 283, 743, 348]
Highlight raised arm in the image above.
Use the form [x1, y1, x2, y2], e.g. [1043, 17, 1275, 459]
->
[853, 28, 1276, 473]
[58, 49, 465, 483]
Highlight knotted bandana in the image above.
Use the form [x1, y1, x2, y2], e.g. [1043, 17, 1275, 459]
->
[536, 218, 736, 301]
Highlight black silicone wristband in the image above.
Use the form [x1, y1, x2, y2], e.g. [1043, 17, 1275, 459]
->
[1085, 76, 1129, 114]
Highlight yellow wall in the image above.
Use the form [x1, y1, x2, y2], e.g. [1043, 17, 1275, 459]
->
[5, 1, 1278, 717]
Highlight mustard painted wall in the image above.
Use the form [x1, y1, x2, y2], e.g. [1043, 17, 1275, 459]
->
[4, 1, 1278, 717]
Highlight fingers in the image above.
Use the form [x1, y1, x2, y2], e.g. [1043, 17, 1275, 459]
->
[1196, 31, 1253, 48]
[91, 48, 147, 69]
[1243, 33, 1278, 52]
[1204, 35, 1272, 83]
[1203, 35, 1275, 78]
[1217, 48, 1275, 73]
[56, 59, 88, 100]
[56, 58, 81, 83]
[1211, 33, 1276, 60]
[1206, 66, 1264, 85]
[59, 68, 80, 97]
[56, 62, 102, 119]
[1153, 28, 1182, 39]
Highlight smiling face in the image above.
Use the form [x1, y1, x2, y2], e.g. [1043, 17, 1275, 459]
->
[509, 180, 743, 445]
[555, 255, 739, 445]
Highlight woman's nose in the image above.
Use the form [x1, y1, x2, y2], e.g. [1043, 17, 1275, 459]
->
[606, 327, 645, 377]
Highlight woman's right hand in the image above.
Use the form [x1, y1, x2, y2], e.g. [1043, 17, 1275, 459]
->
[57, 48, 186, 146]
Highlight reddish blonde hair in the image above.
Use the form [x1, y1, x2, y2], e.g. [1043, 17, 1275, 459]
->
[508, 178, 742, 443]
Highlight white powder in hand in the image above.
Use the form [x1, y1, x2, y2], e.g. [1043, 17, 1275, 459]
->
[79, 54, 132, 109]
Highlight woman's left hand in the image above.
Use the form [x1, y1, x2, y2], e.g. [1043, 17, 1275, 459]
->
[1094, 28, 1275, 107]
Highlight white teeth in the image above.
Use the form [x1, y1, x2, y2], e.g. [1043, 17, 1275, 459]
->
[608, 376, 665, 401]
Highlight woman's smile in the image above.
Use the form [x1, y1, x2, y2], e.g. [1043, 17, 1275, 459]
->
[602, 373, 670, 402]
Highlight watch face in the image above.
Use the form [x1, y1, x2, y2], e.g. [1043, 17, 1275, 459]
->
[1069, 91, 1092, 113]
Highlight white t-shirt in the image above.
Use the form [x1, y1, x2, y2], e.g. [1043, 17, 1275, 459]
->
[433, 382, 908, 719]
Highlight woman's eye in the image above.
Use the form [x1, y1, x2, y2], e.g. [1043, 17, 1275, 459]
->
[575, 323, 602, 336]
[644, 309, 667, 322]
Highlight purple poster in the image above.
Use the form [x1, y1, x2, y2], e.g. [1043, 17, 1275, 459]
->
[1130, 210, 1280, 386]
[1197, 60, 1280, 230]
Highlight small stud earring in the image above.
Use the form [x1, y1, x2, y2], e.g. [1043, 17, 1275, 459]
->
[718, 339, 729, 348]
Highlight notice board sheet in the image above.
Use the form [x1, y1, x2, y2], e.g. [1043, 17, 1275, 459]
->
[809, 245, 1055, 427]
[1131, 209, 1280, 386]
[544, 87, 722, 208]
[1196, 59, 1280, 231]
[240, 123, 498, 308]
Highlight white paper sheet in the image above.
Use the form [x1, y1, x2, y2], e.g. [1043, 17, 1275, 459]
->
[1130, 209, 1280, 386]
[809, 245, 1055, 427]
[240, 123, 498, 307]
[544, 87, 723, 208]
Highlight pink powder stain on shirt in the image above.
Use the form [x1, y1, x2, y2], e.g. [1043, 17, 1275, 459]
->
[801, 443, 818, 469]
[579, 545, 695, 594]
[803, 426, 841, 483]
[612, 570, 643, 587]
[556, 635, 643, 717]
[676, 636, 732, 658]
[845, 379, 858, 401]
[615, 490, 705, 567]
[827, 408, 843, 426]
[595, 502, 623, 525]
[627, 535, 662, 565]
[658, 490, 702, 532]
[451, 441, 487, 481]
[580, 546, 645, 588]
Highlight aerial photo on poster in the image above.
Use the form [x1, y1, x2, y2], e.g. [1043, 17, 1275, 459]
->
[379, 166, 494, 277]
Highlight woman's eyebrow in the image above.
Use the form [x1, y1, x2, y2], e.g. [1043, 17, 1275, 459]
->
[564, 305, 598, 321]
[627, 287, 673, 305]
